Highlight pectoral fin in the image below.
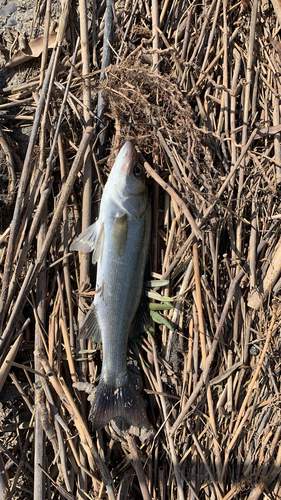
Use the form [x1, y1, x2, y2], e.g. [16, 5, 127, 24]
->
[70, 221, 105, 264]
[111, 214, 127, 256]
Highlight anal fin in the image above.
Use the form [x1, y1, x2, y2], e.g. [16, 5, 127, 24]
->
[79, 304, 102, 342]
[130, 280, 150, 338]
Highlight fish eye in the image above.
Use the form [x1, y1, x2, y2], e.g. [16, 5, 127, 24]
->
[133, 164, 144, 177]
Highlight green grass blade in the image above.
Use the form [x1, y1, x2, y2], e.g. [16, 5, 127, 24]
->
[150, 311, 174, 331]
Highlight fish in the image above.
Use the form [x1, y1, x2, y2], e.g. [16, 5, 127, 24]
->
[70, 141, 152, 431]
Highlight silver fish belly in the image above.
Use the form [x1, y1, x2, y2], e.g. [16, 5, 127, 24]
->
[71, 141, 151, 430]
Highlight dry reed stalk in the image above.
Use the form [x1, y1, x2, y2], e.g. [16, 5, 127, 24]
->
[0, 452, 9, 499]
[152, 0, 159, 70]
[0, 129, 16, 201]
[40, 0, 52, 84]
[248, 239, 281, 309]
[77, 13, 92, 491]
[165, 258, 193, 362]
[0, 127, 95, 354]
[151, 337, 185, 500]
[127, 436, 151, 500]
[0, 330, 25, 393]
[33, 192, 47, 500]
[96, 0, 113, 153]
[0, 0, 71, 330]
[0, 49, 56, 330]
[75, 12, 92, 480]
[2, 1, 281, 497]
[78, 0, 92, 298]
[193, 242, 223, 488]
[141, 155, 201, 239]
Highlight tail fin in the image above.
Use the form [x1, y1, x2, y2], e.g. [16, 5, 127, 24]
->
[89, 373, 150, 430]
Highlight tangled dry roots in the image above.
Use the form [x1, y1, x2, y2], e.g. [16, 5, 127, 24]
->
[101, 59, 202, 161]
[99, 59, 225, 214]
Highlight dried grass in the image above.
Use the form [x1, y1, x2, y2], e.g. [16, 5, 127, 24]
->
[1, 0, 281, 499]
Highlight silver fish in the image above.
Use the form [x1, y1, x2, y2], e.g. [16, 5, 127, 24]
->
[71, 141, 151, 430]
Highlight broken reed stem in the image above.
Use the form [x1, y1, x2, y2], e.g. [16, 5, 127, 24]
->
[141, 155, 201, 239]
[127, 436, 152, 500]
[0, 129, 16, 198]
[152, 0, 159, 70]
[97, 0, 113, 152]
[0, 48, 56, 331]
[193, 242, 222, 488]
[160, 128, 258, 281]
[78, 7, 93, 491]
[0, 331, 25, 394]
[221, 302, 278, 481]
[181, 7, 193, 62]
[33, 172, 47, 500]
[170, 265, 247, 437]
[40, 0, 52, 84]
[0, 127, 95, 356]
[165, 258, 193, 362]
[249, 197, 257, 290]
[78, 0, 92, 292]
[151, 337, 185, 500]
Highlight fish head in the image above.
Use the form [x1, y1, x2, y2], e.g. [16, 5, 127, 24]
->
[109, 141, 149, 219]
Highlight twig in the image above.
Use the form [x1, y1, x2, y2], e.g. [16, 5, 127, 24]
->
[77, 8, 93, 493]
[97, 0, 113, 154]
[33, 189, 47, 500]
[160, 128, 258, 281]
[221, 302, 278, 481]
[127, 436, 152, 500]
[141, 155, 201, 239]
[0, 127, 95, 356]
[40, 0, 52, 84]
[151, 337, 185, 500]
[0, 49, 56, 330]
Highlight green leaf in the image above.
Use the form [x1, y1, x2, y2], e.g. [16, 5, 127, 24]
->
[146, 279, 170, 288]
[146, 290, 173, 301]
[150, 311, 174, 331]
[130, 337, 143, 343]
[145, 325, 155, 334]
[149, 302, 173, 310]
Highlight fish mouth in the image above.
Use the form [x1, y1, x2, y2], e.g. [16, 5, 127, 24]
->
[120, 141, 137, 175]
